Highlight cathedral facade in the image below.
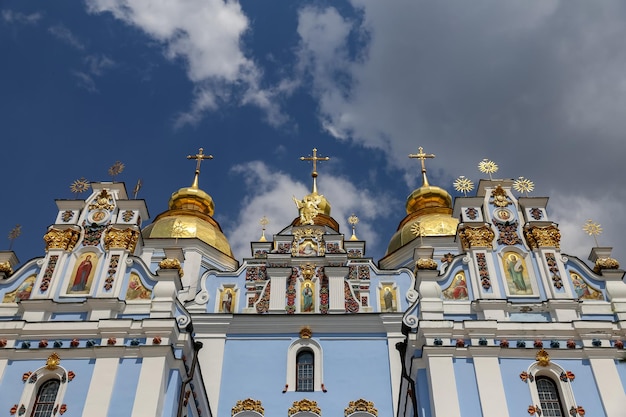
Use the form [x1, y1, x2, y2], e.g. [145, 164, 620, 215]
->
[0, 148, 624, 417]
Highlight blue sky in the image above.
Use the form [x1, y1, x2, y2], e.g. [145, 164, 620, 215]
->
[2, 1, 625, 266]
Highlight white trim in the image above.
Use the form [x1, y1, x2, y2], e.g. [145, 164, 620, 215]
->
[526, 361, 575, 413]
[286, 338, 323, 392]
[18, 364, 69, 416]
[473, 356, 510, 417]
[82, 356, 119, 416]
[588, 357, 626, 417]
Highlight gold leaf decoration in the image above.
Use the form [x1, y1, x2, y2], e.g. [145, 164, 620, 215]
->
[345, 399, 378, 417]
[453, 176, 474, 196]
[289, 399, 321, 417]
[232, 398, 264, 416]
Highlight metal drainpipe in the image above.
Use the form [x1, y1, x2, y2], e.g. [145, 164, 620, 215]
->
[396, 334, 418, 417]
[176, 339, 203, 417]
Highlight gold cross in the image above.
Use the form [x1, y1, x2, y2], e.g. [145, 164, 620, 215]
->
[409, 146, 435, 186]
[300, 148, 330, 193]
[187, 148, 213, 188]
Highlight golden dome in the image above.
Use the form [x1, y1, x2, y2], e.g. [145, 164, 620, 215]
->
[142, 150, 234, 258]
[385, 147, 458, 255]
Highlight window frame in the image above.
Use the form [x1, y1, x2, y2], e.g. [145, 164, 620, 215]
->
[286, 338, 323, 392]
[31, 379, 61, 417]
[526, 361, 576, 415]
[18, 365, 68, 417]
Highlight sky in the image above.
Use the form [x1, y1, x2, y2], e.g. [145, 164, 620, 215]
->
[1, 0, 625, 268]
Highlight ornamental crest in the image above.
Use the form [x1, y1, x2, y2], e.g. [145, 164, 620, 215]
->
[293, 193, 322, 225]
[88, 189, 115, 211]
[536, 348, 550, 366]
[104, 227, 140, 253]
[458, 225, 495, 249]
[490, 186, 512, 207]
[44, 227, 80, 252]
[345, 399, 378, 417]
[292, 228, 325, 257]
[46, 352, 61, 370]
[232, 398, 264, 416]
[494, 219, 523, 246]
[289, 399, 321, 416]
[524, 225, 561, 249]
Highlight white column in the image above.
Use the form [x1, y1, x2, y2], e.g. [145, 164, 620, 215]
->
[588, 357, 626, 417]
[0, 358, 7, 383]
[196, 333, 227, 413]
[326, 267, 348, 313]
[82, 356, 119, 416]
[426, 353, 461, 417]
[267, 268, 290, 313]
[131, 354, 168, 417]
[473, 355, 510, 417]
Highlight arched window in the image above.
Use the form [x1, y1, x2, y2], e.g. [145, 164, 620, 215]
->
[296, 350, 314, 392]
[31, 379, 60, 417]
[536, 377, 564, 417]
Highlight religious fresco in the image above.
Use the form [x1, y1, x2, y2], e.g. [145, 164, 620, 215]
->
[125, 273, 152, 300]
[3, 275, 36, 303]
[219, 287, 235, 313]
[502, 251, 535, 296]
[298, 239, 318, 256]
[379, 285, 397, 312]
[66, 252, 99, 294]
[443, 272, 469, 300]
[301, 281, 315, 313]
[569, 272, 603, 300]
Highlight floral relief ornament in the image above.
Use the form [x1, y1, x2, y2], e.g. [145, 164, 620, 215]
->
[344, 399, 378, 417]
[289, 399, 321, 417]
[231, 398, 264, 416]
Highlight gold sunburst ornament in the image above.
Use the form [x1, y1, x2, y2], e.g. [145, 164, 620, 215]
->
[108, 161, 125, 179]
[8, 224, 21, 250]
[453, 176, 474, 196]
[582, 219, 602, 247]
[348, 214, 359, 240]
[259, 216, 269, 242]
[478, 159, 498, 180]
[70, 177, 90, 197]
[513, 176, 534, 196]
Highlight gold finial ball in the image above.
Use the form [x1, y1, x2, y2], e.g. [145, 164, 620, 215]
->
[582, 219, 602, 236]
[478, 159, 498, 174]
[348, 214, 359, 226]
[513, 176, 534, 194]
[453, 176, 474, 194]
[259, 216, 269, 227]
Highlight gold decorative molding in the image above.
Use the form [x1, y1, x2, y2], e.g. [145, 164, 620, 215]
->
[292, 228, 325, 256]
[88, 189, 115, 211]
[458, 225, 495, 249]
[524, 225, 561, 250]
[293, 194, 323, 226]
[0, 261, 13, 276]
[43, 228, 80, 252]
[535, 348, 550, 367]
[232, 398, 264, 416]
[594, 257, 620, 273]
[300, 326, 312, 339]
[416, 258, 438, 270]
[345, 399, 378, 417]
[301, 263, 316, 280]
[158, 258, 184, 277]
[46, 352, 61, 370]
[490, 185, 511, 207]
[289, 399, 321, 416]
[104, 227, 140, 253]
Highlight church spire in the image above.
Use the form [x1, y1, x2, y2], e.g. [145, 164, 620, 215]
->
[408, 146, 435, 187]
[186, 147, 213, 189]
[300, 148, 330, 194]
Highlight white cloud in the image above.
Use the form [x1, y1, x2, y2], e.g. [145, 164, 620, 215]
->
[84, 54, 115, 76]
[1, 10, 42, 24]
[86, 0, 288, 127]
[72, 71, 98, 93]
[48, 24, 85, 50]
[226, 161, 396, 260]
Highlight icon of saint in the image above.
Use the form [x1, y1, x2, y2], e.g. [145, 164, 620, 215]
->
[71, 255, 93, 292]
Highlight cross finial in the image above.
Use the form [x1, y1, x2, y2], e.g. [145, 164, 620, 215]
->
[300, 148, 330, 193]
[186, 148, 213, 189]
[408, 146, 435, 186]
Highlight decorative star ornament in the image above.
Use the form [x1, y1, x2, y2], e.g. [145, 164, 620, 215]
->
[108, 161, 125, 179]
[582, 219, 602, 247]
[70, 177, 90, 197]
[453, 176, 474, 196]
[513, 176, 534, 196]
[348, 214, 359, 240]
[259, 216, 269, 242]
[8, 224, 21, 250]
[478, 159, 498, 180]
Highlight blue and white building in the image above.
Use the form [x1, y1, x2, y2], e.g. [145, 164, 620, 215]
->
[0, 149, 624, 417]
